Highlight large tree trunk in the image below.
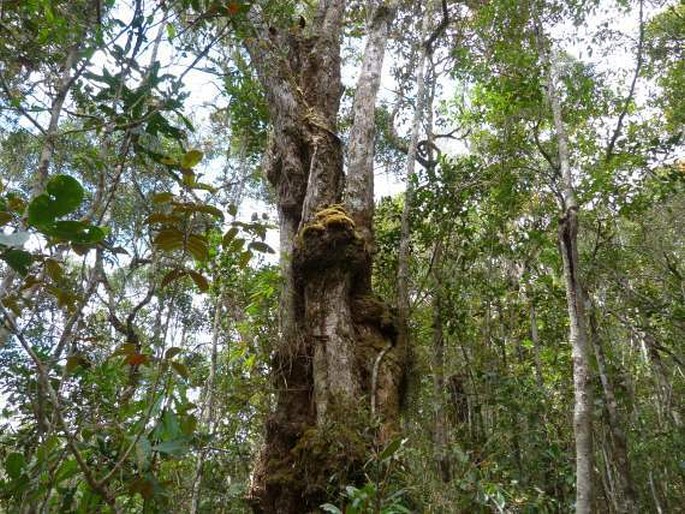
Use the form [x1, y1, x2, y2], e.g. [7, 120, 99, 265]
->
[244, 2, 403, 512]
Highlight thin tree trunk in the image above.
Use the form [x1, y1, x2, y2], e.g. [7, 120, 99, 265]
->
[535, 19, 594, 513]
[190, 295, 223, 514]
[396, 1, 432, 396]
[589, 306, 638, 513]
[430, 240, 451, 482]
[648, 470, 664, 514]
[529, 301, 545, 389]
[600, 439, 619, 513]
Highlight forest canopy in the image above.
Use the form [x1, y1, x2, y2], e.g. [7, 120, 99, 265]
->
[0, 0, 683, 512]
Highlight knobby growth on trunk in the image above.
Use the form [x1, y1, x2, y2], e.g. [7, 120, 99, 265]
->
[242, 2, 403, 511]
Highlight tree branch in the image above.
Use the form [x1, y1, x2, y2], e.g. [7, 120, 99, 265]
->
[605, 0, 644, 161]
[0, 304, 117, 508]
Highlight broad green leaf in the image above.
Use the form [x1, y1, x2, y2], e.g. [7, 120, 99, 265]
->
[145, 213, 178, 224]
[180, 413, 197, 436]
[222, 227, 239, 247]
[27, 194, 57, 226]
[379, 437, 404, 461]
[187, 270, 209, 291]
[161, 268, 186, 288]
[238, 250, 252, 268]
[151, 192, 175, 204]
[154, 229, 185, 252]
[44, 258, 63, 281]
[28, 175, 84, 226]
[191, 182, 217, 192]
[171, 361, 189, 379]
[181, 149, 203, 169]
[172, 202, 224, 220]
[6, 194, 26, 213]
[2, 295, 22, 316]
[186, 234, 209, 261]
[65, 355, 88, 374]
[42, 221, 106, 244]
[54, 458, 78, 483]
[249, 241, 275, 254]
[4, 452, 25, 480]
[45, 175, 84, 216]
[111, 343, 138, 357]
[2, 249, 32, 276]
[165, 347, 183, 359]
[152, 439, 188, 456]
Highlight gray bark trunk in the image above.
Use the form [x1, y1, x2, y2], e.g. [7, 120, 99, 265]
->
[346, 1, 397, 252]
[244, 3, 403, 511]
[536, 21, 594, 513]
[396, 1, 432, 379]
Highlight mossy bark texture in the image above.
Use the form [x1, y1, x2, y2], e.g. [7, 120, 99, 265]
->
[243, 3, 402, 512]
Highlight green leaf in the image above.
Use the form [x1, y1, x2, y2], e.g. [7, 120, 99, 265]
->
[145, 213, 178, 224]
[42, 221, 107, 244]
[181, 149, 203, 169]
[65, 355, 88, 374]
[2, 249, 32, 276]
[166, 22, 176, 40]
[187, 270, 209, 291]
[171, 361, 189, 379]
[165, 347, 183, 360]
[172, 202, 224, 220]
[191, 182, 217, 192]
[248, 241, 275, 254]
[161, 268, 186, 289]
[27, 194, 56, 226]
[379, 437, 404, 461]
[321, 504, 343, 514]
[46, 176, 83, 214]
[161, 267, 208, 292]
[4, 452, 25, 480]
[186, 234, 209, 261]
[154, 229, 185, 252]
[28, 175, 84, 226]
[152, 439, 188, 456]
[222, 227, 239, 248]
[238, 250, 252, 268]
[151, 192, 175, 204]
[54, 458, 79, 483]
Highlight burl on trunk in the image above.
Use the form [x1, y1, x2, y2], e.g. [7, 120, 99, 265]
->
[243, 2, 404, 512]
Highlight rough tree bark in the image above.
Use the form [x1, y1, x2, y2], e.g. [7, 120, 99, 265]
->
[243, 2, 403, 512]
